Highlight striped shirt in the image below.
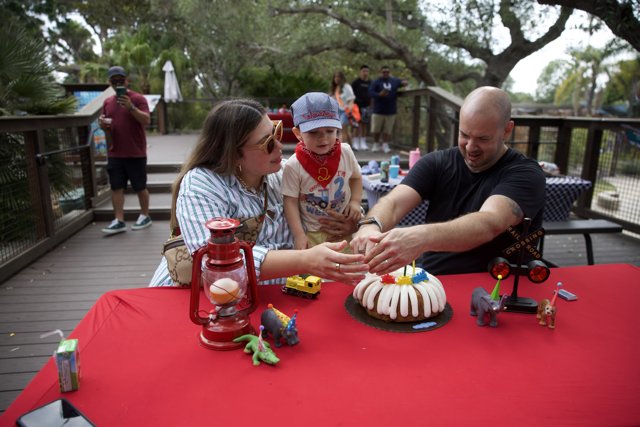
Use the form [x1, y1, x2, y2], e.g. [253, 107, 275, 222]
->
[149, 165, 293, 287]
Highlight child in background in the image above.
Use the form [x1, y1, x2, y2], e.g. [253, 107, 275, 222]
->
[282, 92, 362, 250]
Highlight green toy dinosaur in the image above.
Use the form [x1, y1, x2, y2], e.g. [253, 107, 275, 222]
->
[233, 326, 280, 366]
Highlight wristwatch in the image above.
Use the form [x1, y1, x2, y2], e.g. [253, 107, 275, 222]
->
[357, 216, 383, 231]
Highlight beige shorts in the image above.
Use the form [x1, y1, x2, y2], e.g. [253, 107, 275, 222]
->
[370, 113, 396, 135]
[306, 231, 352, 253]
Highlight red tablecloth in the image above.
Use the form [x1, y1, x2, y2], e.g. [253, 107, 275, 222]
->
[3, 264, 640, 426]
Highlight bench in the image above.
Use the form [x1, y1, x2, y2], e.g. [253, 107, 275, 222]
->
[540, 219, 623, 265]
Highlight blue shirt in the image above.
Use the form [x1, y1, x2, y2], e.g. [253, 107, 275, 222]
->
[369, 77, 404, 115]
[150, 165, 293, 286]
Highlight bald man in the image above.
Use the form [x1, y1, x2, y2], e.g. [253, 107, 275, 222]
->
[351, 86, 545, 275]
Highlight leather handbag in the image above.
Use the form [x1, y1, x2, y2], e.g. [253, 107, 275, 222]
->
[161, 233, 192, 287]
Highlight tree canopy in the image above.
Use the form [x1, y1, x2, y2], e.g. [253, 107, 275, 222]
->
[3, 0, 638, 116]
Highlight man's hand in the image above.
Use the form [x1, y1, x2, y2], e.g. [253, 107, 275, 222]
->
[361, 226, 427, 275]
[98, 114, 111, 130]
[117, 94, 133, 111]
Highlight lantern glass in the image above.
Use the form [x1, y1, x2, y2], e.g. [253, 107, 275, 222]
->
[202, 261, 248, 309]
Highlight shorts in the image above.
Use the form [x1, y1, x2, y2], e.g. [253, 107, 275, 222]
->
[107, 157, 147, 192]
[358, 106, 371, 124]
[371, 113, 396, 135]
[338, 110, 350, 126]
[306, 230, 352, 253]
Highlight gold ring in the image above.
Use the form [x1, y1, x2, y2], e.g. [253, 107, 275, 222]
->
[336, 263, 341, 272]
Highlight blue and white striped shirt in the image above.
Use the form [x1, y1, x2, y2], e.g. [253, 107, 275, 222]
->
[149, 166, 293, 287]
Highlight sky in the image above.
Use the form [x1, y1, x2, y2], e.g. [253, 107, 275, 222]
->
[507, 11, 623, 96]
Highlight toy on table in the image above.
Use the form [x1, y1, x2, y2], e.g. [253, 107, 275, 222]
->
[261, 304, 299, 347]
[361, 160, 380, 175]
[233, 326, 280, 366]
[282, 274, 322, 299]
[487, 217, 550, 313]
[470, 275, 508, 327]
[536, 289, 558, 329]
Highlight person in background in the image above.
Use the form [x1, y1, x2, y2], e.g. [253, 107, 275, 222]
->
[351, 86, 545, 276]
[351, 64, 372, 151]
[330, 70, 357, 149]
[150, 98, 367, 287]
[368, 65, 408, 153]
[98, 66, 152, 234]
[282, 92, 363, 251]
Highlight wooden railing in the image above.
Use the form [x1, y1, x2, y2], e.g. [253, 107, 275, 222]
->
[0, 91, 110, 283]
[395, 88, 640, 234]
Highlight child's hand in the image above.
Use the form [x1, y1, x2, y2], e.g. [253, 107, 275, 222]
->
[344, 202, 362, 222]
[294, 235, 309, 250]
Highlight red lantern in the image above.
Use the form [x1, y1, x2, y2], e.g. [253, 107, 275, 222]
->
[189, 218, 259, 350]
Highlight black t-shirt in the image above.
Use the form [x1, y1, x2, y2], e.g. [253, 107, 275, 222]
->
[401, 147, 545, 275]
[351, 78, 371, 109]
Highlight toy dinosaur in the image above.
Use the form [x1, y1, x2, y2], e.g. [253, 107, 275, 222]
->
[233, 326, 280, 366]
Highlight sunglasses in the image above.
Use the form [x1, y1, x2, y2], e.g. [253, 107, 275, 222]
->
[244, 120, 283, 154]
[110, 78, 126, 85]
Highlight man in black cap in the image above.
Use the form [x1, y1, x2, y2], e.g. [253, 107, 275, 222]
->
[98, 66, 152, 234]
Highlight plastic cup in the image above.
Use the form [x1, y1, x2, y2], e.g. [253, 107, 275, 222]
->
[389, 164, 400, 179]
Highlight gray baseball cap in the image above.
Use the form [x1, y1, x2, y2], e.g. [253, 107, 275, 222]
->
[291, 92, 342, 132]
[107, 66, 127, 79]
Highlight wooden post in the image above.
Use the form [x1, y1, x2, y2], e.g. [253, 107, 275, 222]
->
[554, 120, 572, 175]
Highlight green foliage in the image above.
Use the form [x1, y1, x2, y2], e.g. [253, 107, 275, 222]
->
[0, 23, 77, 241]
[238, 67, 327, 99]
[0, 23, 77, 116]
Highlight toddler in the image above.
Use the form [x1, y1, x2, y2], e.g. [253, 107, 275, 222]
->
[282, 92, 363, 250]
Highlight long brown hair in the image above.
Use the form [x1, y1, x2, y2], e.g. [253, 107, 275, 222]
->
[331, 70, 346, 95]
[170, 98, 266, 229]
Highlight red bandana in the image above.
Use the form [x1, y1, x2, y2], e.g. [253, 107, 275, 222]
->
[295, 140, 342, 188]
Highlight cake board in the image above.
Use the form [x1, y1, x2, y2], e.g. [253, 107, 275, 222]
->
[344, 294, 453, 333]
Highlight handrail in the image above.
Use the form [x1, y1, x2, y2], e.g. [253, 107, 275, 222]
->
[35, 127, 97, 165]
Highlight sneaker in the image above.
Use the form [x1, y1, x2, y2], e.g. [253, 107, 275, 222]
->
[102, 219, 126, 235]
[351, 142, 359, 151]
[132, 215, 152, 230]
[371, 143, 381, 152]
[382, 143, 391, 153]
[360, 139, 369, 150]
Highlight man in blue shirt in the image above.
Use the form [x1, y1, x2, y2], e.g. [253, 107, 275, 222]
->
[368, 65, 408, 153]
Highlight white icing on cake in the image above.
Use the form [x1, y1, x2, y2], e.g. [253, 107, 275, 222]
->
[353, 267, 446, 322]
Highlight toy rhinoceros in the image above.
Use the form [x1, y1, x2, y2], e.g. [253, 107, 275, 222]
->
[261, 304, 299, 347]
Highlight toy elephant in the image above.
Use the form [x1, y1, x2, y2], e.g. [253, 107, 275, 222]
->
[470, 287, 508, 327]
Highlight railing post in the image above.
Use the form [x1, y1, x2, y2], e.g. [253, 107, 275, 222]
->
[78, 125, 97, 207]
[427, 95, 439, 152]
[24, 129, 54, 238]
[411, 95, 421, 149]
[555, 120, 571, 175]
[578, 125, 603, 210]
[527, 125, 541, 159]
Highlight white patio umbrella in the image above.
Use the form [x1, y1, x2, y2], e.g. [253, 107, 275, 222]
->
[162, 60, 182, 103]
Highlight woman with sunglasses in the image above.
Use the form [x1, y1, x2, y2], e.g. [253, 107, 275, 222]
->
[150, 99, 367, 287]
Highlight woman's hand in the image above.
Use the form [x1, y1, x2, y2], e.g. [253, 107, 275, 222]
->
[318, 208, 359, 241]
[304, 241, 368, 283]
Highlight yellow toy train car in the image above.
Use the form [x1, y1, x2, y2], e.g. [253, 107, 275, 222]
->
[282, 274, 322, 299]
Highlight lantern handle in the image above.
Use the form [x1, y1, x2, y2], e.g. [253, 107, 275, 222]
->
[189, 245, 209, 325]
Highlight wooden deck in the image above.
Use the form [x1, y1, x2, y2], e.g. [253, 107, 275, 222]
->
[2, 133, 640, 415]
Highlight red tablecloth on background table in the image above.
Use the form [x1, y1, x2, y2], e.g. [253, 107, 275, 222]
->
[2, 264, 640, 426]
